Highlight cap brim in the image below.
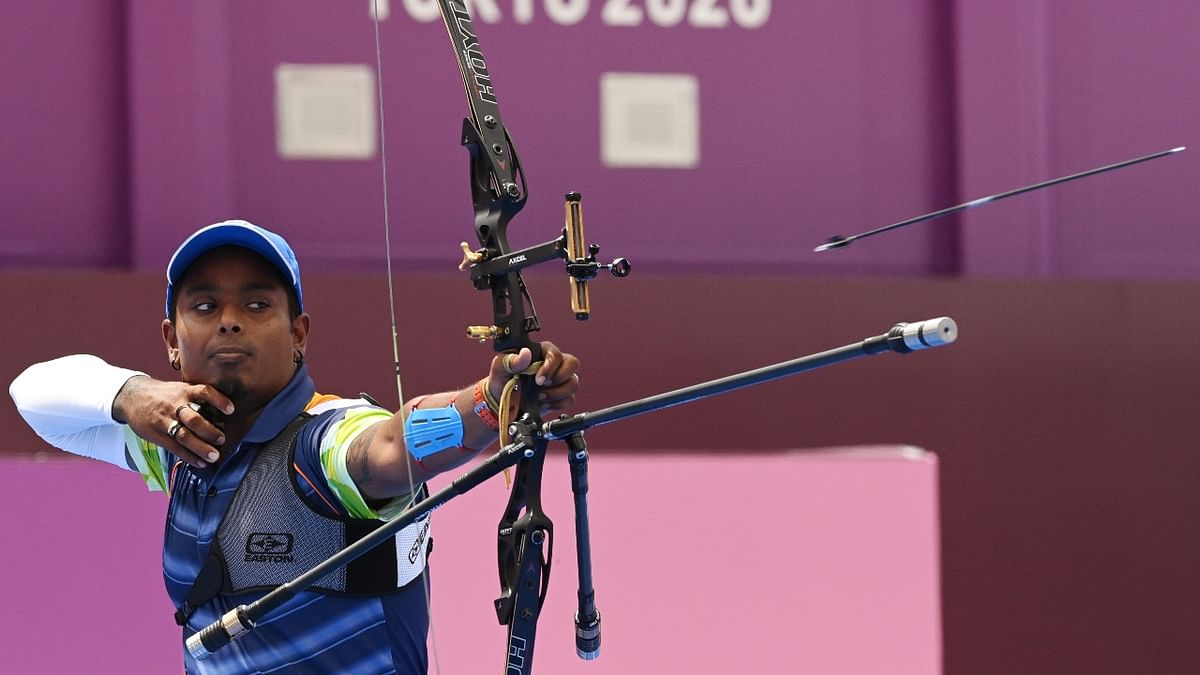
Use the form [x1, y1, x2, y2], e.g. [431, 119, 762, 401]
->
[165, 221, 302, 316]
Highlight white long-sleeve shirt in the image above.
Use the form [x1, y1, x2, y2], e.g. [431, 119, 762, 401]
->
[9, 354, 147, 469]
[10, 354, 411, 513]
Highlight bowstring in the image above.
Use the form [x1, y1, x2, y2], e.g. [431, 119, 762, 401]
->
[370, 4, 443, 673]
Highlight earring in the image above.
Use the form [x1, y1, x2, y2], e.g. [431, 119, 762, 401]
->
[293, 350, 304, 364]
[170, 356, 181, 371]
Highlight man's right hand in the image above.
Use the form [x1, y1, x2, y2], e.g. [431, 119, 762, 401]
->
[112, 376, 235, 468]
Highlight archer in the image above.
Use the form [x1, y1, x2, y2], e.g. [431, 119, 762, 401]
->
[8, 219, 581, 673]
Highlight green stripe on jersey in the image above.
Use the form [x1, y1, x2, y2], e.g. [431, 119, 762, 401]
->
[320, 408, 410, 519]
[125, 426, 168, 493]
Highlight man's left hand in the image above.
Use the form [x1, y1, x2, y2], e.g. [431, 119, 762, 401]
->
[487, 341, 580, 415]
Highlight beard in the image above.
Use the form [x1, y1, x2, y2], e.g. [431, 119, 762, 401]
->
[215, 376, 249, 403]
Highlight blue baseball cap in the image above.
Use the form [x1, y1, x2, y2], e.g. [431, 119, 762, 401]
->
[166, 220, 304, 317]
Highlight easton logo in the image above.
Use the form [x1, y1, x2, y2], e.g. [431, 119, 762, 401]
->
[245, 532, 295, 563]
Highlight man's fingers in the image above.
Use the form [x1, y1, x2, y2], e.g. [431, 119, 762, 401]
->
[534, 349, 560, 386]
[191, 384, 235, 416]
[486, 343, 579, 417]
[536, 343, 579, 388]
[186, 414, 226, 448]
[173, 448, 209, 469]
[169, 422, 222, 465]
[537, 372, 578, 400]
[501, 348, 533, 375]
[174, 400, 226, 446]
[169, 391, 227, 466]
[165, 424, 218, 468]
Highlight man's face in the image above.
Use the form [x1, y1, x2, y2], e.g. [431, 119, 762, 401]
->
[163, 246, 309, 409]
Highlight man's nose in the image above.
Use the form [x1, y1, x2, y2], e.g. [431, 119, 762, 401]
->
[218, 308, 242, 334]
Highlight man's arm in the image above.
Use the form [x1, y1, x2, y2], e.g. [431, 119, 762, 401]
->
[9, 354, 235, 470]
[347, 342, 580, 502]
[10, 355, 148, 467]
[110, 375, 233, 468]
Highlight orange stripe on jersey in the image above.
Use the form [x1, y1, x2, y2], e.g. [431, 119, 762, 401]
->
[307, 392, 342, 411]
[294, 461, 341, 516]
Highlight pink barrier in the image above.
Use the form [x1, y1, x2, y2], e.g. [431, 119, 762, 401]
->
[0, 448, 941, 674]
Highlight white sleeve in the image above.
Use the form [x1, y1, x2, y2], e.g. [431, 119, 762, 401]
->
[9, 354, 148, 469]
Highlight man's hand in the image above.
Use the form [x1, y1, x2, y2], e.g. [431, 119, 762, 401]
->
[112, 376, 235, 468]
[487, 341, 580, 415]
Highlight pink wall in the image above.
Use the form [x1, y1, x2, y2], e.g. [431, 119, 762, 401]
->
[0, 448, 941, 674]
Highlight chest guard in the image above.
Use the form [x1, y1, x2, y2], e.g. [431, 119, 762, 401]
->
[174, 414, 431, 625]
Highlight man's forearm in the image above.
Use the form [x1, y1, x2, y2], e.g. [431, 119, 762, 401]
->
[8, 354, 146, 464]
[350, 384, 500, 501]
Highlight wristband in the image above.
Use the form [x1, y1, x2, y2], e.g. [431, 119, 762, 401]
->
[483, 377, 503, 412]
[473, 379, 501, 431]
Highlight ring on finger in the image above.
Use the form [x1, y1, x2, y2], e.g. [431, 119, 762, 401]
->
[168, 421, 184, 440]
[174, 404, 190, 418]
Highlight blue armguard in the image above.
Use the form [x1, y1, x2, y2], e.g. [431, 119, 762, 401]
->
[404, 405, 465, 460]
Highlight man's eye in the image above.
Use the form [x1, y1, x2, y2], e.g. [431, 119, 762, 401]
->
[194, 302, 216, 312]
[248, 301, 270, 310]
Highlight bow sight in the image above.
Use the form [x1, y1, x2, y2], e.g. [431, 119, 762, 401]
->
[461, 190, 630, 338]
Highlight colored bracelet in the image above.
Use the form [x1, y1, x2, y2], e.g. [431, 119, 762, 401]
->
[473, 379, 501, 431]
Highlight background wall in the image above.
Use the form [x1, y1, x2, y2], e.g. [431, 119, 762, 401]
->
[0, 448, 942, 674]
[2, 1, 1196, 277]
[2, 1, 1198, 673]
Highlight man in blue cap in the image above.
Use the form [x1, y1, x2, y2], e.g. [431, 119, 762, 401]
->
[10, 220, 581, 673]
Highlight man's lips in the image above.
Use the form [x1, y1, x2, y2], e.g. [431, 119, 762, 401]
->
[209, 347, 251, 362]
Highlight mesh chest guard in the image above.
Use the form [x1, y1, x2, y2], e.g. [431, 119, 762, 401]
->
[174, 414, 431, 625]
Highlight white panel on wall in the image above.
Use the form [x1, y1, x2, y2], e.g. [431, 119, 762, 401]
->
[275, 64, 376, 160]
[600, 72, 699, 169]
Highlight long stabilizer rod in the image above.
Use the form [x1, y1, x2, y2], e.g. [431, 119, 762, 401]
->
[544, 317, 957, 439]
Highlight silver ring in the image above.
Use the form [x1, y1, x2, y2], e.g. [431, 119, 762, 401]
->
[168, 421, 184, 440]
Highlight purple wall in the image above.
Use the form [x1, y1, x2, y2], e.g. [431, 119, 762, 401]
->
[3, 1, 1196, 277]
[0, 1, 128, 268]
[954, 1, 1200, 277]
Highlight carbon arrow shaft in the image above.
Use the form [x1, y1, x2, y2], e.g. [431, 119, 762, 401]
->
[815, 146, 1185, 253]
